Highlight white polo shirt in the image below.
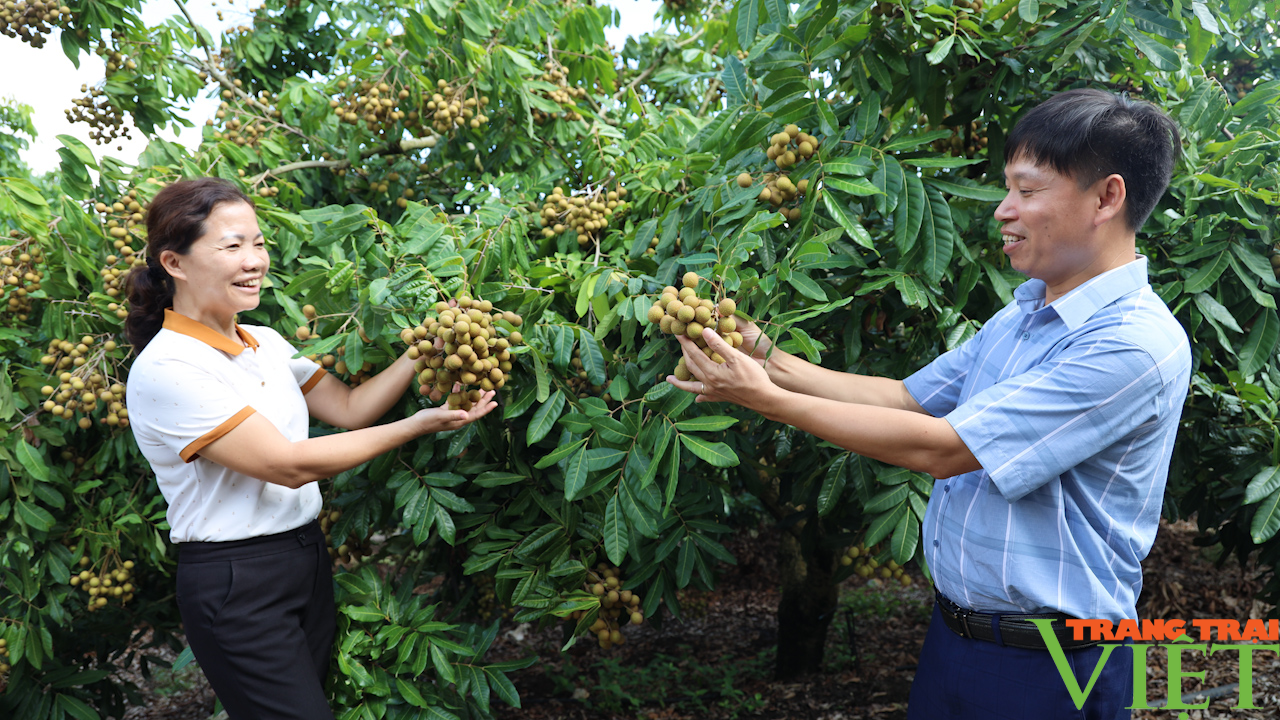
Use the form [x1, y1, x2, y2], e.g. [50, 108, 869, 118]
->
[127, 310, 326, 542]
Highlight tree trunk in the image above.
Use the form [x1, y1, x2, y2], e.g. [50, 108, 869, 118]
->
[774, 530, 839, 680]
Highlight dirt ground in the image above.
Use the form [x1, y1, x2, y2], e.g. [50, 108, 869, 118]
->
[117, 518, 1277, 720]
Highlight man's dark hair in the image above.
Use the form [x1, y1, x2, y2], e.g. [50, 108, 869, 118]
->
[1004, 88, 1181, 232]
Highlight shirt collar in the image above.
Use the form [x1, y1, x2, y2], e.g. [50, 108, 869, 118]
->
[1013, 256, 1150, 331]
[163, 309, 259, 355]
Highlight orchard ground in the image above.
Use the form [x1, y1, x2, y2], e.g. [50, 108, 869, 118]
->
[118, 517, 1275, 720]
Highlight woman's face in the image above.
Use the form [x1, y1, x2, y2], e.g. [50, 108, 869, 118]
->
[164, 201, 269, 319]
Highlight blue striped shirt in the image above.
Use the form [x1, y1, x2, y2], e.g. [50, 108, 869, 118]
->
[903, 258, 1191, 622]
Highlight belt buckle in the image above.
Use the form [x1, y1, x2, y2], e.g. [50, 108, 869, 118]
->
[955, 606, 974, 639]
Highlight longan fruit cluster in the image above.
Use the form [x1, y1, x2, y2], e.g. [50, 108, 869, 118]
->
[532, 61, 587, 123]
[330, 78, 491, 137]
[0, 0, 71, 48]
[67, 85, 129, 146]
[766, 124, 819, 170]
[399, 296, 524, 410]
[1, 234, 44, 323]
[536, 184, 628, 247]
[418, 79, 491, 134]
[930, 119, 988, 158]
[568, 564, 644, 650]
[94, 189, 145, 254]
[841, 543, 913, 587]
[318, 507, 365, 564]
[70, 555, 137, 610]
[646, 272, 743, 379]
[0, 637, 9, 675]
[742, 171, 809, 224]
[207, 91, 283, 148]
[39, 336, 129, 429]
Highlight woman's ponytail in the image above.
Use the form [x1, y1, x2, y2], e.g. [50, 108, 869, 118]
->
[124, 178, 253, 352]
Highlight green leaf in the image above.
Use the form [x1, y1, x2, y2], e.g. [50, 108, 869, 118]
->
[821, 191, 874, 251]
[1239, 309, 1280, 377]
[818, 454, 851, 516]
[55, 695, 100, 720]
[864, 504, 907, 548]
[578, 331, 607, 386]
[891, 511, 920, 566]
[815, 99, 839, 137]
[562, 447, 590, 501]
[721, 56, 751, 105]
[921, 185, 956, 284]
[1018, 0, 1039, 22]
[925, 34, 955, 65]
[486, 668, 521, 708]
[674, 416, 738, 432]
[396, 678, 430, 708]
[901, 156, 983, 168]
[824, 176, 883, 197]
[678, 435, 740, 467]
[865, 484, 910, 514]
[893, 172, 925, 254]
[1121, 25, 1181, 71]
[1250, 487, 1280, 543]
[788, 272, 828, 302]
[15, 438, 50, 483]
[1246, 466, 1280, 505]
[1193, 293, 1242, 333]
[527, 390, 566, 444]
[676, 538, 695, 588]
[342, 605, 387, 622]
[923, 177, 1007, 202]
[15, 499, 54, 532]
[604, 495, 629, 565]
[787, 326, 823, 362]
[1182, 251, 1230, 295]
[736, 0, 760, 46]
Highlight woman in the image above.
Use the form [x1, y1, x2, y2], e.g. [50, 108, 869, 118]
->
[124, 177, 495, 719]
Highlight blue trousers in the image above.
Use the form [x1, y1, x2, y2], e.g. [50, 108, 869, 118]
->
[907, 605, 1132, 720]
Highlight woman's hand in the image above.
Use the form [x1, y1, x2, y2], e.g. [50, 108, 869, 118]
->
[735, 319, 774, 364]
[412, 390, 499, 434]
[666, 327, 776, 411]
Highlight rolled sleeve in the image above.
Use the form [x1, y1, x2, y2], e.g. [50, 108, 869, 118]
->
[132, 357, 256, 463]
[944, 337, 1164, 502]
[904, 332, 982, 417]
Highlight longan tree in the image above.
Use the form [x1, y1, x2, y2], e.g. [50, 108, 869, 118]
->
[2, 0, 1280, 717]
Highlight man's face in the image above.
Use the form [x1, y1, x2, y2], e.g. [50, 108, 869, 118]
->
[995, 155, 1108, 293]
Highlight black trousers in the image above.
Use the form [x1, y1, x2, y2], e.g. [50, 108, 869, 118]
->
[176, 520, 336, 720]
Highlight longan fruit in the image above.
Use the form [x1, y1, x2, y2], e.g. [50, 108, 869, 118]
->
[736, 172, 753, 188]
[647, 305, 666, 324]
[682, 271, 699, 289]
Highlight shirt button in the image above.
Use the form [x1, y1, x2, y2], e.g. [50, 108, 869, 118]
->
[944, 485, 950, 492]
[933, 540, 940, 548]
[261, 381, 265, 386]
[1021, 332, 1030, 340]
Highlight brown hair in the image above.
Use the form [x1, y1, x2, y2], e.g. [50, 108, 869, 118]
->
[125, 178, 253, 351]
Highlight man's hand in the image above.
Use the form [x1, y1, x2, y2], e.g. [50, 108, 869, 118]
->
[666, 327, 776, 411]
[412, 390, 498, 433]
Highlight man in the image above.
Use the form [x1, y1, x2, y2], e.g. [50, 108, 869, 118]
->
[668, 89, 1189, 719]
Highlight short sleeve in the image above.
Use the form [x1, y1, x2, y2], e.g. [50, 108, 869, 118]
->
[903, 329, 984, 417]
[130, 357, 257, 463]
[944, 336, 1165, 502]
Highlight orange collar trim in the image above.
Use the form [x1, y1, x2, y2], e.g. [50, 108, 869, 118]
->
[163, 309, 259, 355]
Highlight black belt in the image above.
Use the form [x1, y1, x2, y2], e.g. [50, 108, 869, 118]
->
[935, 591, 1099, 651]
